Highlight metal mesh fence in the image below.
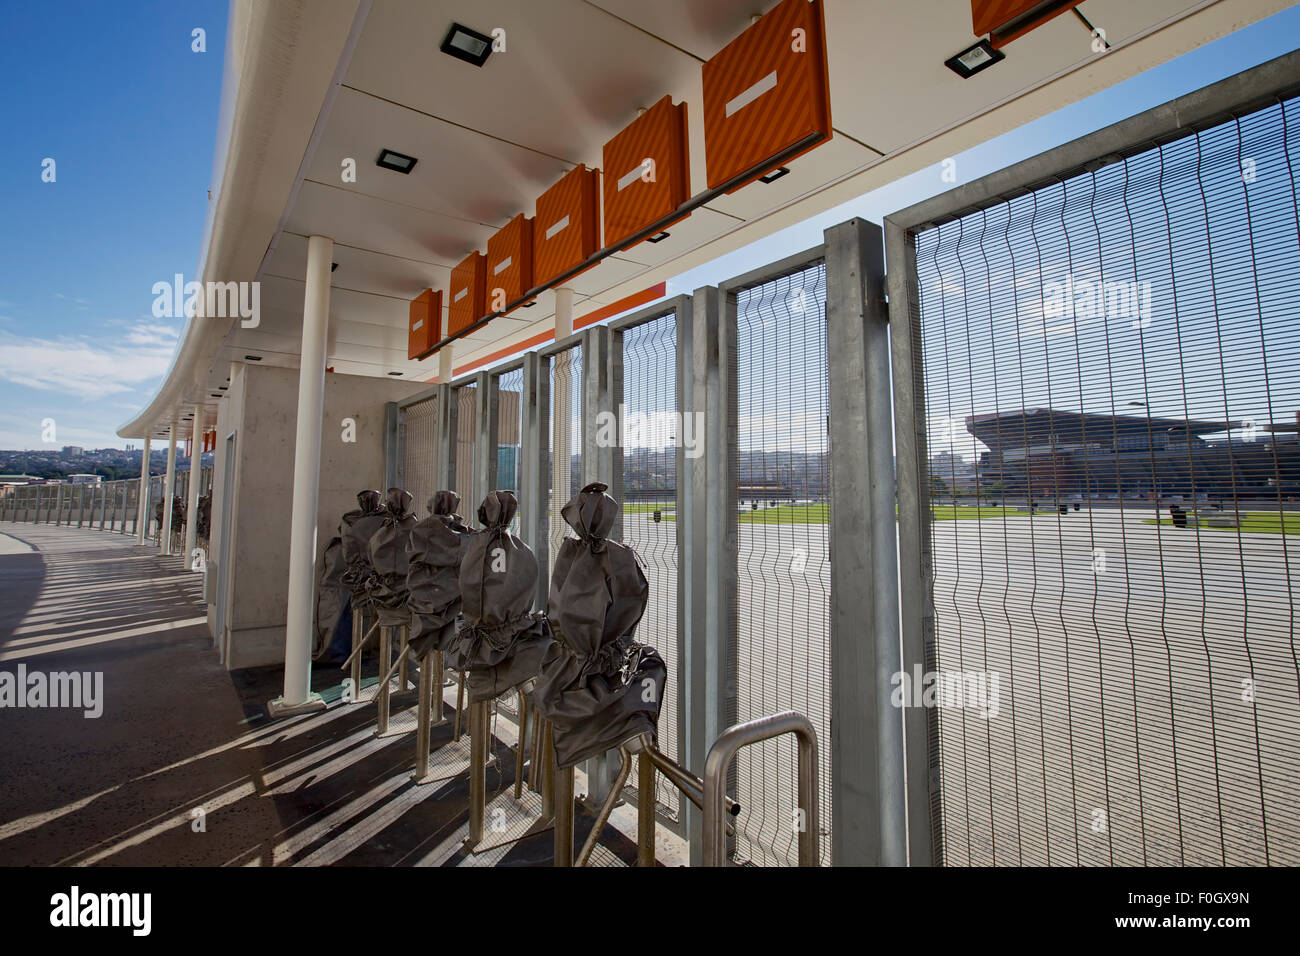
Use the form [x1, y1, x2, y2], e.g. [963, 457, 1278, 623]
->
[495, 367, 524, 536]
[548, 346, 583, 578]
[618, 311, 682, 827]
[910, 95, 1300, 866]
[454, 383, 478, 508]
[731, 261, 832, 866]
[401, 394, 440, 515]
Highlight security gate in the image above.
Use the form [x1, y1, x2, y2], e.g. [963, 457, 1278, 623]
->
[887, 58, 1300, 866]
[612, 302, 689, 832]
[399, 392, 439, 514]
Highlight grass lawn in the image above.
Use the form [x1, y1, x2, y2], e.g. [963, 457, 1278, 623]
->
[626, 502, 1039, 525]
[1143, 512, 1300, 535]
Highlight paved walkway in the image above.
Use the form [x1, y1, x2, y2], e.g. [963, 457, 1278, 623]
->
[0, 524, 666, 866]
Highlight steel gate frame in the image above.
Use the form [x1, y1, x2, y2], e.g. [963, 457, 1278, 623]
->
[884, 49, 1300, 868]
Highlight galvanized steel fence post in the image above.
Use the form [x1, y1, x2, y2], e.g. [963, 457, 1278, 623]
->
[520, 351, 550, 612]
[824, 218, 906, 866]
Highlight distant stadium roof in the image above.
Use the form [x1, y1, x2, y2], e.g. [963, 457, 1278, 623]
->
[966, 409, 1233, 448]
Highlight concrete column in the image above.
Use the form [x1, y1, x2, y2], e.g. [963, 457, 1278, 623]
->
[161, 425, 178, 554]
[135, 437, 151, 545]
[438, 343, 454, 384]
[269, 233, 333, 717]
[554, 287, 574, 339]
[184, 410, 203, 569]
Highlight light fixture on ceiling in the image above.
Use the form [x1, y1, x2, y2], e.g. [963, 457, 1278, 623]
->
[376, 148, 419, 174]
[945, 39, 1005, 79]
[646, 231, 671, 243]
[440, 23, 494, 67]
[244, 355, 262, 361]
[218, 386, 227, 391]
[758, 166, 790, 185]
[388, 371, 403, 376]
[210, 393, 222, 398]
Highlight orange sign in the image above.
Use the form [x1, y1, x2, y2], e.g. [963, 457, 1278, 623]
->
[533, 164, 601, 287]
[701, 0, 831, 192]
[973, 0, 1083, 47]
[486, 214, 535, 310]
[602, 95, 690, 250]
[408, 288, 442, 360]
[448, 252, 487, 336]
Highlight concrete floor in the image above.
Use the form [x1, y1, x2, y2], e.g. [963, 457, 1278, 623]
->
[0, 524, 671, 867]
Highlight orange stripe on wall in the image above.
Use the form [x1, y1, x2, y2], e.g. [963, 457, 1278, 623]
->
[443, 282, 668, 379]
[573, 282, 666, 330]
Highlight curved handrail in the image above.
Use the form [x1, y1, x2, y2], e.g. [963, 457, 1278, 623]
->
[702, 711, 820, 867]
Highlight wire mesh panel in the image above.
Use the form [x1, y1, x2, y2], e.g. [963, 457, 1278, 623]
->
[908, 96, 1300, 866]
[401, 394, 440, 514]
[547, 346, 583, 577]
[496, 366, 524, 535]
[454, 383, 478, 509]
[618, 311, 683, 828]
[730, 260, 832, 865]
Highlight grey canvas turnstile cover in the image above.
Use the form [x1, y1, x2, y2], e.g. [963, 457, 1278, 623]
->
[445, 491, 551, 703]
[406, 490, 470, 658]
[314, 535, 348, 659]
[366, 488, 417, 625]
[535, 482, 666, 770]
[340, 490, 386, 600]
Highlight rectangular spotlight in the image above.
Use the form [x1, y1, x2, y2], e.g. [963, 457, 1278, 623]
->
[440, 23, 493, 66]
[944, 39, 1005, 78]
[376, 148, 419, 174]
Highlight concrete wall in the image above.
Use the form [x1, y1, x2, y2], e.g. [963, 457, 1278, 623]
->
[207, 364, 426, 669]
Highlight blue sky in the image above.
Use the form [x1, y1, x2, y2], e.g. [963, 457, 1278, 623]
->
[0, 1, 226, 450]
[0, 3, 1297, 451]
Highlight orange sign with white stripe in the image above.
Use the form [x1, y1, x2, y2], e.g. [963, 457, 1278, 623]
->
[701, 0, 831, 192]
[408, 287, 442, 360]
[448, 252, 487, 336]
[486, 214, 535, 310]
[602, 95, 690, 251]
[533, 164, 601, 287]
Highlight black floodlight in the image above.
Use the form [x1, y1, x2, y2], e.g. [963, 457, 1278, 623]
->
[244, 354, 262, 361]
[758, 166, 790, 184]
[376, 148, 419, 174]
[945, 39, 1005, 79]
[331, 262, 339, 272]
[440, 23, 493, 67]
[388, 371, 403, 376]
[646, 231, 671, 243]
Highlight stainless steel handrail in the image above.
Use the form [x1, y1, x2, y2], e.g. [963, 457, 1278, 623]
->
[702, 711, 820, 867]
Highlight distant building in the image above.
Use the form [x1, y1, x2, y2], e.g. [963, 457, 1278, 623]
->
[966, 408, 1300, 498]
[61, 446, 84, 456]
[66, 474, 103, 485]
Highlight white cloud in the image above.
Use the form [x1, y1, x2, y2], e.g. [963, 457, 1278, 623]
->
[0, 322, 179, 399]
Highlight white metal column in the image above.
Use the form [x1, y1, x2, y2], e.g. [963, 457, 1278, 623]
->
[184, 410, 203, 569]
[161, 425, 178, 555]
[135, 436, 151, 545]
[269, 233, 333, 717]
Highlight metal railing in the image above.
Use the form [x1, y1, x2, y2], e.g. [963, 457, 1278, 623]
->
[703, 711, 820, 867]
